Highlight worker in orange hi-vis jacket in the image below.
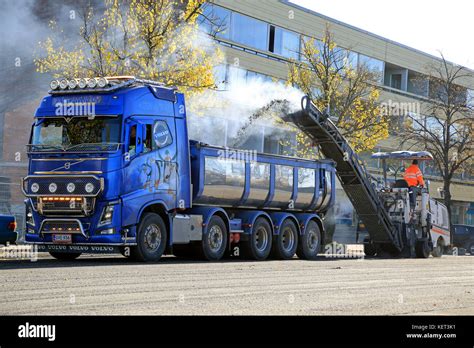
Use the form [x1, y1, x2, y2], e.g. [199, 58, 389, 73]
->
[404, 159, 425, 210]
[403, 159, 425, 187]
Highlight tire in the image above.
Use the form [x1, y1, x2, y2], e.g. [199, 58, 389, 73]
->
[296, 220, 321, 260]
[131, 213, 167, 262]
[199, 215, 228, 261]
[242, 217, 272, 261]
[272, 219, 298, 260]
[363, 239, 377, 257]
[431, 240, 444, 258]
[49, 252, 81, 260]
[415, 240, 431, 259]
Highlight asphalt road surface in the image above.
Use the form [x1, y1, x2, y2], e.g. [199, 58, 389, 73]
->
[0, 250, 473, 315]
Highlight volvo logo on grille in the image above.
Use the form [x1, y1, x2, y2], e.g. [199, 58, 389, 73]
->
[51, 160, 84, 172]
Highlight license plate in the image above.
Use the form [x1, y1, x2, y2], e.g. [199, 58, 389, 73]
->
[52, 234, 72, 244]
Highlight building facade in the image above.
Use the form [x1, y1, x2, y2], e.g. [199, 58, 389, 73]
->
[200, 0, 474, 231]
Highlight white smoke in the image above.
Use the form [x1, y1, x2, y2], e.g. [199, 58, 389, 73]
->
[187, 68, 304, 149]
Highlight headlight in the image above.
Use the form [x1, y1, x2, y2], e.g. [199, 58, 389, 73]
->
[31, 183, 39, 193]
[85, 182, 94, 193]
[50, 80, 59, 90]
[66, 183, 75, 193]
[78, 78, 87, 89]
[59, 78, 68, 89]
[49, 183, 57, 193]
[97, 77, 108, 88]
[87, 78, 97, 88]
[26, 206, 35, 227]
[99, 205, 114, 226]
[68, 79, 78, 89]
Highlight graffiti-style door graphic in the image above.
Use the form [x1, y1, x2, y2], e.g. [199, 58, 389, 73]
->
[150, 118, 177, 207]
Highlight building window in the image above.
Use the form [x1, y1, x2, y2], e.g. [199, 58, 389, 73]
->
[231, 12, 268, 51]
[271, 27, 300, 59]
[358, 54, 384, 83]
[407, 112, 425, 131]
[425, 116, 444, 137]
[407, 70, 429, 97]
[199, 4, 231, 39]
[467, 89, 473, 107]
[343, 50, 358, 69]
[390, 74, 402, 90]
[300, 35, 323, 62]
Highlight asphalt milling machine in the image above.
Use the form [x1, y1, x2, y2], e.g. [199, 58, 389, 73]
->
[286, 96, 451, 258]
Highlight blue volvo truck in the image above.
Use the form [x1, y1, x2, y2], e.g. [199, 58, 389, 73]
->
[22, 76, 335, 261]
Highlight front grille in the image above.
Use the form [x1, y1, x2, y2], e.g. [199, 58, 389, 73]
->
[23, 175, 102, 196]
[38, 197, 95, 216]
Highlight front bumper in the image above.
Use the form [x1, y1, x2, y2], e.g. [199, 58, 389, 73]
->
[23, 241, 135, 254]
[24, 199, 137, 249]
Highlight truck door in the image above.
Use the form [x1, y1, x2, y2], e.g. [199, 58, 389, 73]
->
[147, 118, 177, 207]
[123, 120, 148, 195]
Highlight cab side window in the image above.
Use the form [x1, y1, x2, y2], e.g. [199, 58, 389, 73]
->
[144, 124, 152, 153]
[128, 124, 137, 156]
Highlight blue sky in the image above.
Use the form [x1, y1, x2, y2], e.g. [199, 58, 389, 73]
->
[291, 0, 474, 70]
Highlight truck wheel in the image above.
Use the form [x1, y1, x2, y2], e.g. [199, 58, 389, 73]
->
[272, 219, 298, 260]
[296, 220, 321, 260]
[132, 213, 167, 262]
[49, 252, 81, 260]
[242, 217, 272, 261]
[469, 244, 474, 256]
[415, 240, 431, 258]
[200, 215, 228, 261]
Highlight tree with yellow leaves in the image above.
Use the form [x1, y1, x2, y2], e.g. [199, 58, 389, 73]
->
[288, 26, 388, 153]
[34, 0, 223, 95]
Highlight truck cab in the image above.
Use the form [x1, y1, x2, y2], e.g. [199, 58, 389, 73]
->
[23, 77, 191, 260]
[23, 77, 336, 262]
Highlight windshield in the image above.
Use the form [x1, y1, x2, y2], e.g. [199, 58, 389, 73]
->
[31, 117, 121, 152]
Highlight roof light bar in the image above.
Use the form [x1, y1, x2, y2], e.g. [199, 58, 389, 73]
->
[48, 76, 170, 95]
[50, 80, 60, 90]
[59, 78, 68, 90]
[97, 77, 108, 88]
[87, 78, 98, 89]
[68, 79, 78, 89]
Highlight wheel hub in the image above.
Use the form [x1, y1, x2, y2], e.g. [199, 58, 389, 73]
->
[208, 225, 223, 251]
[144, 224, 162, 251]
[254, 227, 269, 252]
[281, 227, 295, 251]
[306, 229, 319, 251]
